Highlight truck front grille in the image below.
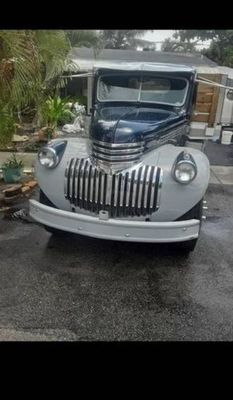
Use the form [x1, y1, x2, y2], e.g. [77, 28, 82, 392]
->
[65, 158, 162, 217]
[91, 140, 145, 164]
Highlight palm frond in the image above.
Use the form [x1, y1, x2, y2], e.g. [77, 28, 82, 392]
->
[66, 30, 100, 47]
[0, 30, 41, 107]
[35, 30, 71, 83]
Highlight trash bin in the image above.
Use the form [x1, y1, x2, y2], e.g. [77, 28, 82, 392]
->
[221, 130, 233, 145]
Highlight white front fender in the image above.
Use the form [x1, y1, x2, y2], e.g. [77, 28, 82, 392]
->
[35, 138, 210, 222]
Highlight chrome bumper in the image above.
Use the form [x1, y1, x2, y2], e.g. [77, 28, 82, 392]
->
[29, 199, 200, 243]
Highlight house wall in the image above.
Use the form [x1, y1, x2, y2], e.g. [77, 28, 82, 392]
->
[191, 73, 223, 127]
[221, 94, 233, 124]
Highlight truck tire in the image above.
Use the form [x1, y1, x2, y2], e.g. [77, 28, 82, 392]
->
[174, 199, 203, 254]
[39, 189, 64, 235]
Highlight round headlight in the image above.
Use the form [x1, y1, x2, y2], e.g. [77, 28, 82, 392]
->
[38, 147, 58, 168]
[173, 160, 197, 184]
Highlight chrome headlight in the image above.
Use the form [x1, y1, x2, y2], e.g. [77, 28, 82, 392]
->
[38, 140, 67, 169]
[172, 151, 197, 184]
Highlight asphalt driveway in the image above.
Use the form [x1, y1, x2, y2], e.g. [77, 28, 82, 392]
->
[0, 183, 233, 341]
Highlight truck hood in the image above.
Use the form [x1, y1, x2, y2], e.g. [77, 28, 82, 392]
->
[90, 106, 186, 144]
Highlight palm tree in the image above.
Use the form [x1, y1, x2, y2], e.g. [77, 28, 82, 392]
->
[65, 30, 100, 48]
[0, 30, 39, 145]
[0, 30, 40, 108]
[0, 30, 73, 144]
[0, 29, 102, 145]
[65, 30, 104, 59]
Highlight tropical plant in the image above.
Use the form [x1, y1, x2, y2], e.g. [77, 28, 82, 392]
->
[0, 30, 41, 108]
[0, 29, 103, 145]
[66, 30, 100, 48]
[0, 30, 74, 144]
[41, 96, 75, 138]
[1, 152, 24, 183]
[2, 153, 24, 169]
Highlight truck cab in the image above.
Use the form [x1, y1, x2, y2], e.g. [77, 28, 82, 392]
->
[29, 63, 210, 253]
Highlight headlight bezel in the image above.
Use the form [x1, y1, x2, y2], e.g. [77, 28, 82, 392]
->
[38, 140, 67, 169]
[172, 151, 197, 184]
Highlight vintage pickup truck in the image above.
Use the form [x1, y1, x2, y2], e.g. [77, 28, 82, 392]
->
[29, 62, 217, 253]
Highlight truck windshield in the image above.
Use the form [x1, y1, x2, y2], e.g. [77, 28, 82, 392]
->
[97, 75, 189, 106]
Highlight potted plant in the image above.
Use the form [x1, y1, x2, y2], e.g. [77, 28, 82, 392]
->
[1, 153, 24, 183]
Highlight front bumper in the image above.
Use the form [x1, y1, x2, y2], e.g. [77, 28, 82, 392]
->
[29, 199, 200, 243]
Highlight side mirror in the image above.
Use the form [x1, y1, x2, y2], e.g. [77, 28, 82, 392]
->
[226, 89, 233, 101]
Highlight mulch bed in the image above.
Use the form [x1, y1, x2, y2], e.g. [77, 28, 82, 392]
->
[0, 137, 44, 153]
[0, 174, 38, 213]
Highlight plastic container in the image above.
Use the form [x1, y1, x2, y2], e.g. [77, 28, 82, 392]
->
[221, 130, 233, 145]
[2, 167, 23, 183]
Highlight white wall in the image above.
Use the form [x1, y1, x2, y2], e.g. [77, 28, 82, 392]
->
[217, 67, 233, 125]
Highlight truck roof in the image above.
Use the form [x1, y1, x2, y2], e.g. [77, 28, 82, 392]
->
[93, 62, 196, 74]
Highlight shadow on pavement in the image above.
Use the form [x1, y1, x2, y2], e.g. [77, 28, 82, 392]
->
[45, 231, 193, 269]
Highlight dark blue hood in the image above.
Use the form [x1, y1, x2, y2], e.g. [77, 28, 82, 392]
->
[90, 106, 187, 144]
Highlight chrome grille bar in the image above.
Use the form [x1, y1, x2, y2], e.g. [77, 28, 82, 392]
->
[114, 174, 119, 208]
[89, 165, 94, 203]
[143, 166, 151, 210]
[92, 151, 142, 162]
[69, 158, 75, 200]
[150, 167, 157, 210]
[95, 168, 99, 205]
[92, 140, 144, 148]
[92, 145, 143, 155]
[65, 158, 162, 217]
[120, 174, 125, 207]
[100, 173, 105, 206]
[79, 159, 85, 202]
[84, 160, 89, 201]
[125, 172, 131, 208]
[74, 158, 80, 200]
[91, 139, 145, 164]
[131, 168, 139, 208]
